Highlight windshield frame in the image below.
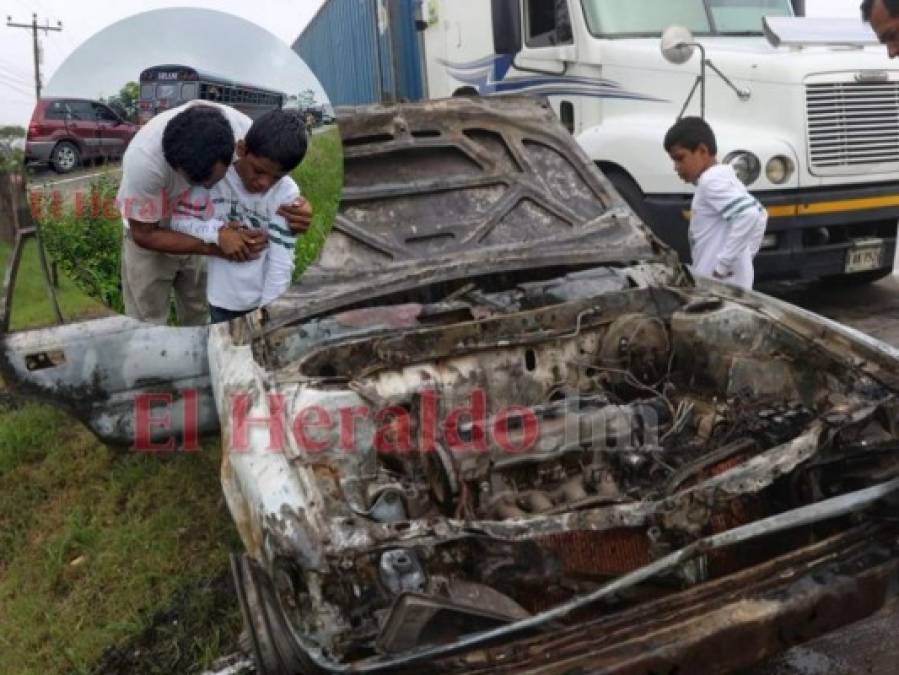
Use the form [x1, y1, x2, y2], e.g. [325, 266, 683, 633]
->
[578, 0, 794, 39]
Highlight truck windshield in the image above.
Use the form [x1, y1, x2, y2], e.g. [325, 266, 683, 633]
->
[581, 0, 793, 36]
[709, 0, 793, 34]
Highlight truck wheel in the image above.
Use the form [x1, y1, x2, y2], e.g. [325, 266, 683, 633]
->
[604, 169, 654, 225]
[50, 142, 80, 174]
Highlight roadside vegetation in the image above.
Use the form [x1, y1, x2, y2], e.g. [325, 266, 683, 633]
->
[0, 126, 343, 672]
[0, 231, 242, 674]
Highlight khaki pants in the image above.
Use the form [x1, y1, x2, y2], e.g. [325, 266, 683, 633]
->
[121, 230, 208, 326]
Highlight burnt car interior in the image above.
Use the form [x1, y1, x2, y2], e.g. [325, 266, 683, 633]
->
[218, 98, 899, 673]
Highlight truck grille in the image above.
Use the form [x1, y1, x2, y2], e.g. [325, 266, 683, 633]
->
[806, 81, 899, 172]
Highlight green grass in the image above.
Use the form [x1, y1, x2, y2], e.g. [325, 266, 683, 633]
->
[0, 403, 241, 674]
[0, 239, 112, 332]
[0, 242, 243, 672]
[293, 126, 343, 275]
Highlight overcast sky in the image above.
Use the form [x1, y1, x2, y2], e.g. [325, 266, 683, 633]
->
[44, 8, 327, 109]
[0, 0, 871, 126]
[1, 0, 326, 126]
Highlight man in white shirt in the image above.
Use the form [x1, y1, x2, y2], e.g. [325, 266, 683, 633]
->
[117, 101, 312, 325]
[170, 109, 305, 322]
[664, 116, 767, 289]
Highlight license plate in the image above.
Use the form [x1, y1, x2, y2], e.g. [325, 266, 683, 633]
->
[845, 241, 885, 274]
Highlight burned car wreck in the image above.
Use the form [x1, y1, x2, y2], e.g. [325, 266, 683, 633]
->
[3, 97, 899, 674]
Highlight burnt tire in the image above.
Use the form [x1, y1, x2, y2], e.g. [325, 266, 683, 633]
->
[231, 554, 322, 675]
[50, 141, 80, 174]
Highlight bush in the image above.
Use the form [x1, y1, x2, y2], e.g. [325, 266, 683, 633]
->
[36, 174, 125, 313]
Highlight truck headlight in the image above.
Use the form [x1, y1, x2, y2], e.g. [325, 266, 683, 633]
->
[724, 151, 761, 186]
[765, 156, 794, 185]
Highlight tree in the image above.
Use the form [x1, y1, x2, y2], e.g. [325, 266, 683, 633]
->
[0, 125, 26, 242]
[0, 125, 25, 175]
[104, 81, 140, 122]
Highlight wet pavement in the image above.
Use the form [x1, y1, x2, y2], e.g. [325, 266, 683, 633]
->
[27, 162, 122, 208]
[761, 275, 899, 348]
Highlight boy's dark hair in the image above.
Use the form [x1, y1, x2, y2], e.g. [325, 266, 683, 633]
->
[663, 116, 718, 156]
[162, 105, 234, 184]
[862, 0, 899, 21]
[244, 109, 308, 172]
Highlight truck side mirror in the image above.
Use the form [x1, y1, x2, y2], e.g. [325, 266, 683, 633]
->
[661, 25, 696, 65]
[492, 0, 522, 56]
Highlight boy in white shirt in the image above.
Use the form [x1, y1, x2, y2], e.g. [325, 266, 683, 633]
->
[171, 109, 307, 322]
[663, 116, 767, 289]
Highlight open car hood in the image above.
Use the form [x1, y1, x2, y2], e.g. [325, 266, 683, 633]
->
[263, 96, 675, 331]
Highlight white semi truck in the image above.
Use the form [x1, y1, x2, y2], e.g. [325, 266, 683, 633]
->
[298, 0, 899, 283]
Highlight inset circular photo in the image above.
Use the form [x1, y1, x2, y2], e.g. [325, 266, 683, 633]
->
[17, 7, 341, 328]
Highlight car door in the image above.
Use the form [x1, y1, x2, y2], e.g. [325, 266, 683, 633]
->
[64, 100, 101, 161]
[41, 100, 70, 145]
[0, 222, 216, 449]
[92, 102, 131, 159]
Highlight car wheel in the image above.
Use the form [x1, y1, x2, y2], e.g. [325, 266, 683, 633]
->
[231, 554, 320, 675]
[50, 142, 80, 174]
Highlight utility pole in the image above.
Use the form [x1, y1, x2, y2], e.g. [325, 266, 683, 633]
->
[6, 13, 63, 100]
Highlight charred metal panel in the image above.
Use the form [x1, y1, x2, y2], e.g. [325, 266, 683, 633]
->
[424, 526, 899, 674]
[0, 316, 217, 446]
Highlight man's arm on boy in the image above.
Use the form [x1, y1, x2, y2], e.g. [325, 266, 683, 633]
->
[261, 181, 300, 306]
[170, 189, 266, 262]
[118, 155, 266, 261]
[703, 179, 767, 279]
[118, 152, 226, 257]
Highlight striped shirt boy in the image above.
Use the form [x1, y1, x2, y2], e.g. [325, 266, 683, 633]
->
[171, 165, 299, 312]
[689, 164, 767, 289]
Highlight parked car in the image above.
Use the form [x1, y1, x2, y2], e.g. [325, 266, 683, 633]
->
[3, 97, 899, 674]
[26, 97, 138, 173]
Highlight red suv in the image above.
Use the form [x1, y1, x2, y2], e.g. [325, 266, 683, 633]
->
[26, 98, 138, 174]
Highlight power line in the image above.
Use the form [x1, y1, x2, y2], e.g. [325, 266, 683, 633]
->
[5, 12, 63, 100]
[0, 60, 33, 86]
[0, 75, 35, 98]
[0, 83, 31, 97]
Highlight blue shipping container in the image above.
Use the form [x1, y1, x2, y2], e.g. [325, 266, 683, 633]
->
[293, 0, 424, 106]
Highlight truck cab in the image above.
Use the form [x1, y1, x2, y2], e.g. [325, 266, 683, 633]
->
[422, 0, 899, 283]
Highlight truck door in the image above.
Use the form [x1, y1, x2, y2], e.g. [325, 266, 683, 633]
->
[517, 0, 578, 132]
